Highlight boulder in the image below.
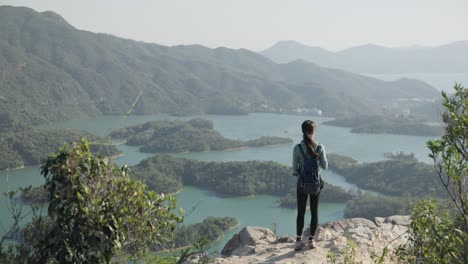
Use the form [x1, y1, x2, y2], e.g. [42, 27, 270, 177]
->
[345, 225, 375, 245]
[221, 226, 276, 256]
[231, 245, 256, 256]
[315, 226, 332, 241]
[374, 217, 385, 227]
[221, 233, 242, 256]
[239, 226, 276, 245]
[323, 218, 376, 233]
[384, 215, 412, 226]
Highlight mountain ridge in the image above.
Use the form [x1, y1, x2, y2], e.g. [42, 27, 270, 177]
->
[0, 6, 439, 128]
[261, 40, 468, 73]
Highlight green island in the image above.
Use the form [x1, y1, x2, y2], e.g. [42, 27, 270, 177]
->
[131, 154, 353, 204]
[109, 118, 293, 153]
[328, 152, 442, 197]
[343, 194, 415, 219]
[327, 152, 446, 219]
[323, 115, 443, 136]
[0, 127, 121, 170]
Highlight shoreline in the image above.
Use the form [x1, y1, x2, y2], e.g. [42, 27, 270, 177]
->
[322, 118, 443, 137]
[0, 165, 26, 172]
[222, 142, 293, 152]
[110, 153, 124, 159]
[165, 188, 183, 196]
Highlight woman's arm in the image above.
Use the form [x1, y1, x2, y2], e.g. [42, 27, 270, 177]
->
[318, 144, 328, 170]
[292, 145, 299, 176]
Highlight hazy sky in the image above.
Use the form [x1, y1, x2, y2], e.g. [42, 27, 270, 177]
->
[0, 0, 467, 51]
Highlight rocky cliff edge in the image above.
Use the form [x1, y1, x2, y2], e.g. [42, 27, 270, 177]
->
[193, 215, 411, 264]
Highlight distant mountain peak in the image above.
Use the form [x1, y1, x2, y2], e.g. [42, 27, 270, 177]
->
[261, 39, 468, 73]
[340, 43, 390, 53]
[40, 10, 73, 27]
[267, 40, 328, 51]
[0, 5, 74, 29]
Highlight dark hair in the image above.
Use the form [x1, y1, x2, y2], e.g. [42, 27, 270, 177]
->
[301, 120, 319, 160]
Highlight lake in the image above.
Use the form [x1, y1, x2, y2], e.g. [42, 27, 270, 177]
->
[0, 113, 437, 252]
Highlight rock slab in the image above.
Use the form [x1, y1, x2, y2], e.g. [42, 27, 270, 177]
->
[216, 215, 412, 264]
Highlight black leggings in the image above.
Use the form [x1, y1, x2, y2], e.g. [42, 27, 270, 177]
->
[296, 189, 320, 238]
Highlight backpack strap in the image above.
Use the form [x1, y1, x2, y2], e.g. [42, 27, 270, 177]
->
[298, 144, 306, 159]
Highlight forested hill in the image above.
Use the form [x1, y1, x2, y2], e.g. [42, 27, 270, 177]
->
[0, 6, 439, 127]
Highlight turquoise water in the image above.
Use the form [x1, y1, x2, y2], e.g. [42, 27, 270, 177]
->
[0, 113, 437, 252]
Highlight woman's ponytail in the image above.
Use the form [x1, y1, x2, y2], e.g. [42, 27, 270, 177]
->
[301, 120, 320, 160]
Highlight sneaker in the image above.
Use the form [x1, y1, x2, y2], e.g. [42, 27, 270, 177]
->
[294, 240, 305, 251]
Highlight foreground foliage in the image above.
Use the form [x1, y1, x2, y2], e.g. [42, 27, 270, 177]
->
[0, 139, 182, 263]
[397, 84, 467, 263]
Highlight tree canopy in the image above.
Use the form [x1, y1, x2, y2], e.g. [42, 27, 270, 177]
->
[0, 139, 182, 263]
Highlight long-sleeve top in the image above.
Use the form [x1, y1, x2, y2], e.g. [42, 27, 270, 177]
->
[292, 140, 328, 176]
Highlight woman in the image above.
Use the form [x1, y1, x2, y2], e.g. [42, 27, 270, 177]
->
[292, 120, 328, 251]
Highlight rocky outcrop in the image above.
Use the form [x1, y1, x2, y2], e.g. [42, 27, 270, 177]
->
[214, 215, 411, 264]
[221, 226, 276, 256]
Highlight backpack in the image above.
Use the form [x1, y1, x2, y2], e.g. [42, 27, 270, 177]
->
[297, 144, 322, 195]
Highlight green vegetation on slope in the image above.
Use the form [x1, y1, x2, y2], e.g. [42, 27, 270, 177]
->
[0, 127, 120, 170]
[323, 115, 443, 136]
[0, 6, 439, 128]
[109, 118, 293, 153]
